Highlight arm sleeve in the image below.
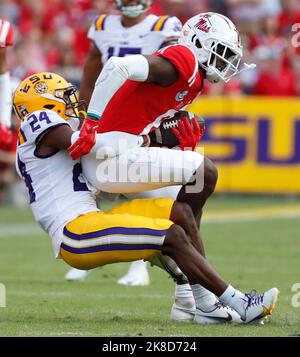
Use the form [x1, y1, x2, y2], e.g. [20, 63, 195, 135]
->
[87, 55, 149, 119]
[71, 131, 144, 158]
[0, 72, 12, 127]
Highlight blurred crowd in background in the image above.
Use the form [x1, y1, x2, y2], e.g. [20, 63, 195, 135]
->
[1, 0, 300, 96]
[1, 0, 300, 205]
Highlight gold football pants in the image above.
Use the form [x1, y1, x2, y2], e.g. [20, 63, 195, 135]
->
[60, 198, 174, 269]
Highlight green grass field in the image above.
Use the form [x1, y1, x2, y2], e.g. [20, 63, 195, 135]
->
[1, 195, 300, 337]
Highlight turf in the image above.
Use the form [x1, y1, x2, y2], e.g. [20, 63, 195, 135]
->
[0, 196, 300, 337]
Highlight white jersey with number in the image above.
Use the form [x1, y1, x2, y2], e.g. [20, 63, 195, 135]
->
[88, 14, 182, 63]
[16, 110, 98, 257]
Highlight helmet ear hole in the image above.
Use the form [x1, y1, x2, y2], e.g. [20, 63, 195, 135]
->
[191, 34, 202, 49]
[195, 39, 202, 49]
[44, 104, 55, 110]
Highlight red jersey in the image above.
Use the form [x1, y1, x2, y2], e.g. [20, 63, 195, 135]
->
[97, 45, 204, 135]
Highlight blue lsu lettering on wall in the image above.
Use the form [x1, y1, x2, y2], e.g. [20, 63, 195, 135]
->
[202, 116, 300, 165]
[190, 96, 300, 193]
[202, 117, 247, 163]
[257, 118, 300, 164]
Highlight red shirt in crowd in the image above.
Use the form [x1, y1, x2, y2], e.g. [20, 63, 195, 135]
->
[253, 67, 297, 96]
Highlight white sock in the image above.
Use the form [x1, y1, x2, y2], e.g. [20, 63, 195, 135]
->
[128, 260, 147, 273]
[174, 283, 195, 309]
[219, 285, 245, 317]
[191, 284, 218, 311]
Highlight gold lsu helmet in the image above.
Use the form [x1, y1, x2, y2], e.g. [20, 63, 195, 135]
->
[13, 72, 86, 121]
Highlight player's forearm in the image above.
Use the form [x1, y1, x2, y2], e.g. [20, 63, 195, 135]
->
[87, 55, 149, 119]
[0, 48, 8, 74]
[79, 80, 95, 108]
[0, 149, 14, 163]
[79, 61, 102, 106]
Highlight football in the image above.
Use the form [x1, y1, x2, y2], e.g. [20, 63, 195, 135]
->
[149, 111, 205, 148]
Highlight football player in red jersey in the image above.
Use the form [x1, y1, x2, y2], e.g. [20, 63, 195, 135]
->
[69, 11, 255, 243]
[67, 13, 273, 324]
[69, 12, 255, 156]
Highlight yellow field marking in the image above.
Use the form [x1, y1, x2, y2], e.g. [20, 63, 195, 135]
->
[203, 204, 300, 223]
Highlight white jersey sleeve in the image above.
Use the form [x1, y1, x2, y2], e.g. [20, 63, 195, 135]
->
[87, 14, 109, 52]
[19, 109, 70, 148]
[87, 20, 97, 43]
[159, 16, 182, 46]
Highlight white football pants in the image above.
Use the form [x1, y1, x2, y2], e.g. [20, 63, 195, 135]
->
[82, 146, 204, 194]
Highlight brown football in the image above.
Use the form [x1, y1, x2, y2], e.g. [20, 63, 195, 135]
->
[149, 111, 205, 148]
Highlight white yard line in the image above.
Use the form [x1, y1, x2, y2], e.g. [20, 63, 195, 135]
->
[10, 291, 169, 299]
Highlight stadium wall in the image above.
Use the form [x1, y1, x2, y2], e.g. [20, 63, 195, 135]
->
[189, 96, 300, 194]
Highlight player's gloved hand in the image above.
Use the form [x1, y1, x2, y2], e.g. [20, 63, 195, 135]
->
[0, 123, 12, 147]
[171, 117, 205, 151]
[68, 117, 99, 160]
[0, 19, 14, 47]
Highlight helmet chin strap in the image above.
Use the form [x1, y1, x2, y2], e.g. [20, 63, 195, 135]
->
[206, 68, 221, 83]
